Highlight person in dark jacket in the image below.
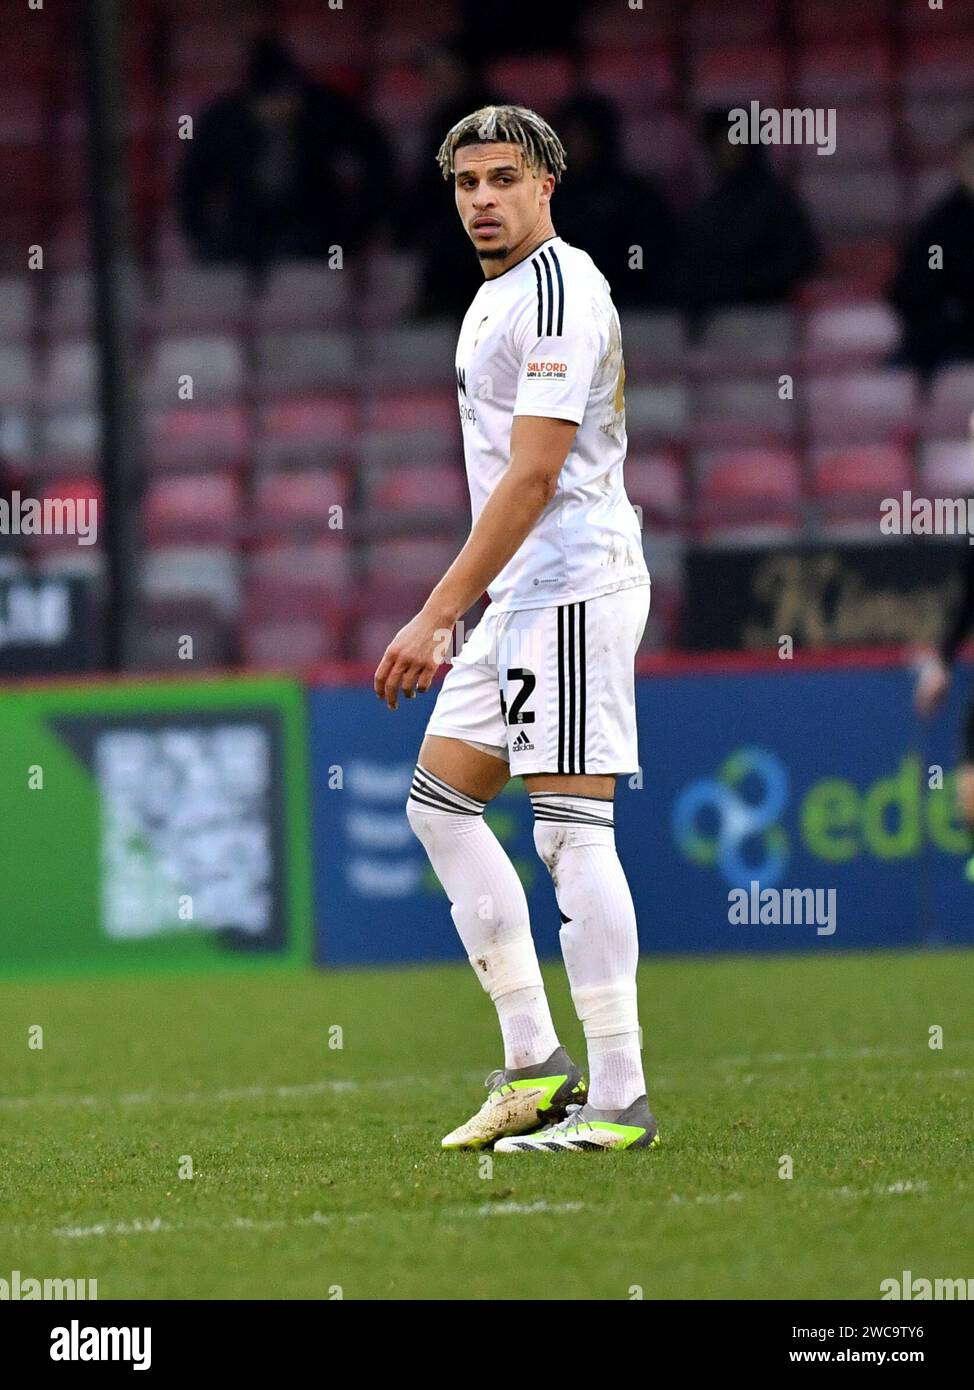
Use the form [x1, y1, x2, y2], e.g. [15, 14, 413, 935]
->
[662, 107, 820, 318]
[915, 528, 974, 879]
[178, 35, 393, 270]
[550, 94, 677, 308]
[889, 122, 974, 376]
[403, 41, 502, 320]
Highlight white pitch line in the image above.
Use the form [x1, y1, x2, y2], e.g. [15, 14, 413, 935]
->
[0, 1073, 484, 1112]
[30, 1178, 950, 1242]
[2, 1042, 970, 1113]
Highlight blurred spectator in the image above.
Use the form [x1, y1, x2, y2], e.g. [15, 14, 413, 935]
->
[552, 94, 677, 308]
[888, 122, 974, 376]
[401, 42, 500, 320]
[662, 108, 819, 319]
[178, 35, 393, 271]
[460, 0, 586, 59]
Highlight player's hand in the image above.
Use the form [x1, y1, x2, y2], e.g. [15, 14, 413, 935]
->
[374, 608, 452, 711]
[914, 654, 950, 717]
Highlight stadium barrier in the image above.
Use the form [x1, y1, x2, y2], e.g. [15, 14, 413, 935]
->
[2, 652, 972, 976]
[310, 650, 974, 963]
[0, 675, 312, 975]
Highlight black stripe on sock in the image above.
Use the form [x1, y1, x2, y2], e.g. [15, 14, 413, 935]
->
[532, 809, 615, 828]
[415, 766, 485, 809]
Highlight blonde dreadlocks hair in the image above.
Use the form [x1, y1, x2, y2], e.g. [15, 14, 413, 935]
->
[435, 104, 568, 183]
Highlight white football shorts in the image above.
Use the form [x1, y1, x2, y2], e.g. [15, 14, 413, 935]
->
[424, 582, 650, 777]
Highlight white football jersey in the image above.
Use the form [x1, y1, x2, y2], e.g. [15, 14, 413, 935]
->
[454, 234, 650, 611]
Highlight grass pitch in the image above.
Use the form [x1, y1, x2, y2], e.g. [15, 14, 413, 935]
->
[0, 950, 970, 1300]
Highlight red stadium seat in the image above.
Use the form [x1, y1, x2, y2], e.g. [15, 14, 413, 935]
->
[923, 367, 974, 437]
[362, 390, 458, 465]
[0, 277, 34, 341]
[904, 99, 974, 163]
[796, 43, 892, 101]
[144, 335, 244, 407]
[148, 405, 249, 472]
[359, 251, 424, 330]
[806, 370, 919, 442]
[0, 344, 32, 407]
[363, 325, 456, 387]
[697, 308, 796, 374]
[811, 443, 912, 512]
[919, 440, 974, 497]
[802, 302, 900, 369]
[691, 47, 787, 107]
[584, 48, 677, 111]
[146, 267, 249, 334]
[487, 56, 575, 114]
[42, 342, 98, 410]
[625, 381, 691, 446]
[144, 546, 242, 620]
[31, 478, 104, 552]
[254, 262, 351, 331]
[799, 168, 905, 238]
[624, 450, 686, 527]
[371, 62, 430, 129]
[36, 411, 100, 476]
[620, 313, 688, 374]
[144, 473, 243, 544]
[367, 462, 468, 520]
[623, 111, 692, 177]
[792, 107, 893, 170]
[688, 0, 780, 47]
[692, 379, 797, 447]
[247, 542, 353, 608]
[693, 448, 803, 543]
[255, 331, 354, 397]
[796, 0, 889, 38]
[364, 536, 462, 589]
[243, 618, 341, 671]
[582, 0, 678, 45]
[252, 469, 352, 536]
[903, 37, 973, 97]
[256, 396, 359, 467]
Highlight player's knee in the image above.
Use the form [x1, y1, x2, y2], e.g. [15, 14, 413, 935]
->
[532, 817, 570, 874]
[406, 764, 484, 846]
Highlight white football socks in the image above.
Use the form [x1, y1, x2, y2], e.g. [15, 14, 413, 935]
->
[531, 792, 647, 1110]
[406, 765, 559, 1069]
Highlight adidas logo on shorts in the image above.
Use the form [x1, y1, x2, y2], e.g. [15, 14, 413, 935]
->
[512, 730, 535, 752]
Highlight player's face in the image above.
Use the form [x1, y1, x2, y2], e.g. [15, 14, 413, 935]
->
[453, 143, 553, 266]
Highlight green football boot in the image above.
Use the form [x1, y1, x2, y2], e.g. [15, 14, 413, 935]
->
[441, 1046, 587, 1151]
[494, 1096, 660, 1153]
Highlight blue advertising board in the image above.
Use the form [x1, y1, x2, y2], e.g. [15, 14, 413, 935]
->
[309, 659, 974, 964]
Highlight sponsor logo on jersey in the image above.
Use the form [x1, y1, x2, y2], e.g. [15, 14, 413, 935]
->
[455, 365, 467, 395]
[526, 360, 568, 380]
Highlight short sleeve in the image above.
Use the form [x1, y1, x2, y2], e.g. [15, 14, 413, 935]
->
[511, 262, 605, 426]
